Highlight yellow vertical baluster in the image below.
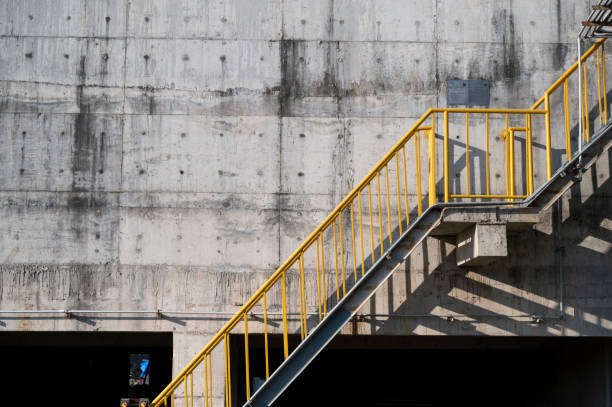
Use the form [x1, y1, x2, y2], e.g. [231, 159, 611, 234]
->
[300, 254, 307, 336]
[224, 336, 229, 407]
[297, 253, 306, 339]
[428, 126, 436, 206]
[367, 184, 375, 262]
[333, 221, 340, 301]
[415, 131, 422, 214]
[320, 235, 326, 315]
[603, 43, 608, 123]
[526, 114, 533, 195]
[244, 314, 250, 400]
[527, 115, 533, 195]
[384, 165, 392, 244]
[485, 113, 490, 196]
[281, 270, 288, 359]
[563, 80, 571, 159]
[350, 203, 357, 283]
[263, 293, 269, 379]
[597, 48, 603, 124]
[443, 111, 449, 202]
[339, 213, 346, 297]
[357, 193, 365, 277]
[584, 61, 591, 142]
[505, 133, 510, 198]
[581, 61, 588, 140]
[171, 392, 174, 407]
[184, 376, 188, 407]
[402, 145, 409, 222]
[509, 129, 515, 199]
[208, 352, 213, 407]
[190, 374, 193, 407]
[376, 173, 384, 255]
[204, 355, 209, 407]
[315, 237, 322, 320]
[395, 153, 402, 235]
[226, 336, 231, 407]
[465, 112, 470, 196]
[545, 92, 552, 178]
[431, 112, 436, 201]
[597, 47, 603, 125]
[505, 114, 510, 197]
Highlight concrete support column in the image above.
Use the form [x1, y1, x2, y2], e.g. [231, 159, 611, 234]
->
[456, 223, 507, 267]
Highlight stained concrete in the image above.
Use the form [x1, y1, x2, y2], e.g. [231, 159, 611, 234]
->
[0, 0, 611, 404]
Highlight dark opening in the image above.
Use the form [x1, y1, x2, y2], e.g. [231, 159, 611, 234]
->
[0, 331, 172, 406]
[234, 335, 612, 407]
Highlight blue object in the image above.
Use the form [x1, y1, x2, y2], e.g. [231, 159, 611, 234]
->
[140, 359, 150, 379]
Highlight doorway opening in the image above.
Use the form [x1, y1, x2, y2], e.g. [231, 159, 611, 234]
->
[0, 331, 172, 407]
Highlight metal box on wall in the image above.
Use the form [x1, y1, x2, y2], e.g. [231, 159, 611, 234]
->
[446, 80, 490, 106]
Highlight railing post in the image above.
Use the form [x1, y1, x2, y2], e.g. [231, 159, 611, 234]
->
[485, 113, 490, 196]
[509, 129, 515, 199]
[578, 38, 583, 157]
[415, 132, 423, 214]
[428, 127, 436, 206]
[603, 43, 608, 124]
[583, 61, 591, 142]
[545, 92, 552, 179]
[443, 110, 449, 202]
[563, 80, 571, 159]
[244, 314, 250, 400]
[504, 114, 510, 199]
[526, 114, 534, 195]
[465, 112, 470, 196]
[281, 270, 288, 359]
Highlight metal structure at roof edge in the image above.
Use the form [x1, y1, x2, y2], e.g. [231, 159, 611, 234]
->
[581, 1, 612, 38]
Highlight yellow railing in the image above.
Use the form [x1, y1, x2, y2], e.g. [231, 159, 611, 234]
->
[151, 38, 609, 407]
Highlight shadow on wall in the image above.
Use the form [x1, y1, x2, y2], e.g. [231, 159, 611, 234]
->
[367, 144, 611, 337]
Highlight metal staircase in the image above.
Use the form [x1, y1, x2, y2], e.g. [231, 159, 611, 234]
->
[151, 39, 612, 407]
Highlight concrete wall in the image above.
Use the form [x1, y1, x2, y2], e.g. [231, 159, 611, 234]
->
[1, 0, 611, 404]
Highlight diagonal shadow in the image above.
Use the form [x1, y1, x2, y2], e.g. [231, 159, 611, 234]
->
[370, 145, 611, 336]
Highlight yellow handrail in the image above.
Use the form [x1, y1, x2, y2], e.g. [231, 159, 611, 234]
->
[151, 38, 609, 407]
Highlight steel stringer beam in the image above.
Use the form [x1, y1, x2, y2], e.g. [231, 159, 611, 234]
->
[244, 208, 444, 407]
[244, 123, 612, 407]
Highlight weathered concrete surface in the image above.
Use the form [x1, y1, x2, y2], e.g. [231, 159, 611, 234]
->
[0, 0, 611, 403]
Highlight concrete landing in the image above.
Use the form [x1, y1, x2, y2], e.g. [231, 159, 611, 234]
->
[429, 206, 540, 237]
[427, 206, 539, 267]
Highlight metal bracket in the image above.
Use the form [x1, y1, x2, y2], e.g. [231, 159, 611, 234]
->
[560, 163, 583, 182]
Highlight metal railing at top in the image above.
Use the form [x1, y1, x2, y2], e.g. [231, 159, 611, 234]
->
[151, 38, 609, 407]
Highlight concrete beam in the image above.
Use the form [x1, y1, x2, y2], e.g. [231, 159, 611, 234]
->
[430, 206, 539, 236]
[456, 223, 507, 267]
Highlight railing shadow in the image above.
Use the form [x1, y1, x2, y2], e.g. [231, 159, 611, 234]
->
[368, 145, 611, 337]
